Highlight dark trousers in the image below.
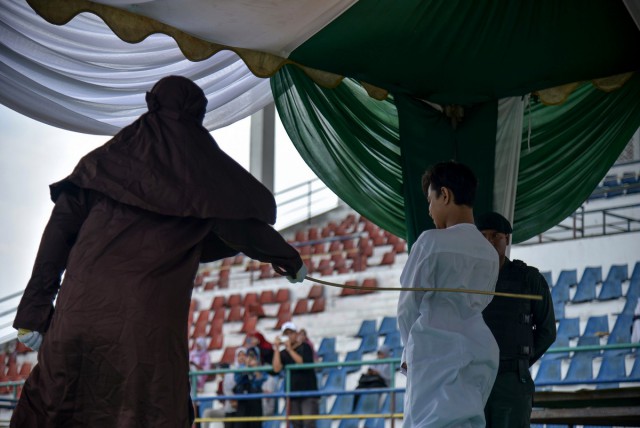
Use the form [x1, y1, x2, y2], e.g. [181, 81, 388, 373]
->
[484, 370, 534, 428]
[289, 397, 319, 428]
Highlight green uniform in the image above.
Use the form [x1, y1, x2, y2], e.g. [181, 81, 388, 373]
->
[483, 258, 556, 428]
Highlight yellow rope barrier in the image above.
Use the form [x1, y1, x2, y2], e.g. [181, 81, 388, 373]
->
[305, 275, 542, 301]
[196, 413, 404, 423]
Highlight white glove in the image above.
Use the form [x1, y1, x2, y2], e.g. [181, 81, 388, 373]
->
[287, 264, 307, 284]
[17, 328, 43, 351]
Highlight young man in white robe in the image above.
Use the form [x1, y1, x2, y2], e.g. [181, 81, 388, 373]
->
[398, 161, 500, 428]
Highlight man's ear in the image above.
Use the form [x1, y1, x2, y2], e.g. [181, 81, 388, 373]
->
[506, 234, 511, 245]
[441, 187, 454, 205]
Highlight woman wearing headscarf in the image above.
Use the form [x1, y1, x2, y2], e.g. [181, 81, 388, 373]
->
[233, 346, 266, 428]
[11, 76, 306, 428]
[190, 337, 212, 392]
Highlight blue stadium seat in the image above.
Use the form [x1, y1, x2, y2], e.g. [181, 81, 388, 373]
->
[622, 294, 639, 315]
[378, 316, 398, 336]
[629, 356, 640, 381]
[556, 317, 580, 339]
[605, 314, 633, 355]
[383, 331, 402, 349]
[541, 271, 553, 287]
[357, 320, 378, 338]
[574, 335, 601, 358]
[357, 393, 381, 428]
[551, 270, 577, 303]
[598, 264, 627, 300]
[603, 174, 623, 198]
[595, 354, 627, 387]
[317, 337, 336, 357]
[535, 359, 562, 385]
[541, 336, 570, 360]
[329, 395, 357, 428]
[627, 262, 640, 301]
[344, 350, 364, 373]
[380, 392, 404, 414]
[563, 354, 594, 384]
[358, 333, 379, 354]
[572, 266, 601, 303]
[583, 315, 609, 338]
[553, 299, 565, 320]
[322, 367, 347, 391]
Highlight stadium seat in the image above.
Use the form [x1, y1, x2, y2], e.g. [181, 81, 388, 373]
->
[226, 294, 242, 308]
[274, 312, 292, 330]
[340, 279, 362, 297]
[595, 354, 627, 386]
[541, 336, 570, 360]
[575, 335, 601, 358]
[380, 392, 404, 414]
[243, 293, 258, 307]
[572, 266, 601, 303]
[378, 316, 398, 336]
[207, 333, 223, 350]
[276, 302, 291, 318]
[357, 334, 379, 354]
[603, 174, 623, 198]
[219, 346, 238, 365]
[310, 297, 326, 313]
[605, 314, 633, 354]
[209, 318, 224, 335]
[307, 284, 324, 299]
[379, 251, 396, 266]
[293, 299, 309, 315]
[210, 296, 225, 310]
[551, 270, 577, 303]
[556, 317, 580, 339]
[599, 264, 628, 300]
[322, 367, 347, 391]
[629, 355, 640, 381]
[583, 315, 609, 338]
[259, 290, 276, 304]
[356, 392, 381, 428]
[541, 271, 553, 287]
[227, 306, 243, 322]
[317, 337, 337, 357]
[361, 278, 378, 294]
[563, 354, 594, 384]
[535, 359, 562, 385]
[275, 288, 290, 303]
[344, 350, 364, 373]
[356, 320, 378, 337]
[383, 331, 402, 350]
[553, 300, 565, 320]
[240, 316, 257, 334]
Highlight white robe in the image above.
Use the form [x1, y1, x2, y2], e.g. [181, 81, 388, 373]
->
[398, 223, 500, 428]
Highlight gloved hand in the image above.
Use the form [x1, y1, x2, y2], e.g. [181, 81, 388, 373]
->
[17, 328, 43, 351]
[287, 263, 307, 284]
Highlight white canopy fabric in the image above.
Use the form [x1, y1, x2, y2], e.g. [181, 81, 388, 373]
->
[0, 0, 356, 135]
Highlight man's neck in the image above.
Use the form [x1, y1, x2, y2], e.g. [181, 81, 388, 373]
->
[444, 206, 475, 228]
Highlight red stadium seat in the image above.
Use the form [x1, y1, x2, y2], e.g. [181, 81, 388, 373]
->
[275, 288, 290, 303]
[307, 284, 324, 300]
[310, 298, 326, 314]
[259, 290, 276, 304]
[293, 299, 309, 315]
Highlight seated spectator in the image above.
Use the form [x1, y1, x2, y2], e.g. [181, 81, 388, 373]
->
[190, 337, 212, 392]
[223, 348, 247, 428]
[234, 346, 267, 428]
[353, 345, 392, 408]
[244, 330, 274, 366]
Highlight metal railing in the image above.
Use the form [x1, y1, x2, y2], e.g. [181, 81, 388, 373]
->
[520, 203, 640, 245]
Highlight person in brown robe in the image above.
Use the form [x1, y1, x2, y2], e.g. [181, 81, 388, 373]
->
[10, 75, 306, 428]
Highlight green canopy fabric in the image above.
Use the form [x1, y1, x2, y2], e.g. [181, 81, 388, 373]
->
[272, 67, 640, 245]
[515, 74, 640, 242]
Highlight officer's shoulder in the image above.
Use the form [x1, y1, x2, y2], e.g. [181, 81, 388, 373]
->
[512, 259, 540, 274]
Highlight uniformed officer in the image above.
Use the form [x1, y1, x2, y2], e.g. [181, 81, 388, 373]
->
[476, 212, 556, 428]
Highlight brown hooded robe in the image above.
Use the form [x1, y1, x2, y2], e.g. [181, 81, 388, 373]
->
[11, 76, 302, 428]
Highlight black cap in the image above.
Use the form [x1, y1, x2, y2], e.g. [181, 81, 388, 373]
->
[475, 212, 513, 234]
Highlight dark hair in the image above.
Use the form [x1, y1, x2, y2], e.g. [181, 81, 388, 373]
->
[422, 161, 477, 207]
